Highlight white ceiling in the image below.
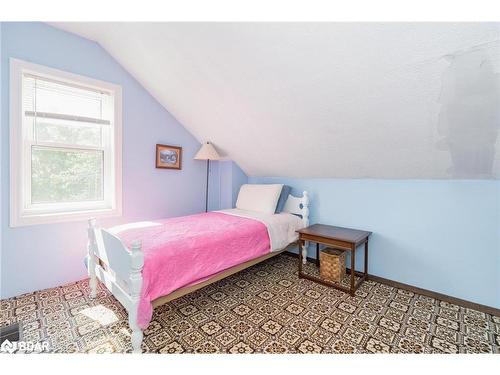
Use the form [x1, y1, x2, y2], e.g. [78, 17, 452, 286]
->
[52, 22, 500, 178]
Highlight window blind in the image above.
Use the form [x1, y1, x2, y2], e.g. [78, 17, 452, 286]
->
[22, 73, 113, 126]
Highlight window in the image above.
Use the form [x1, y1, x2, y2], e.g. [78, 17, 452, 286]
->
[10, 59, 122, 226]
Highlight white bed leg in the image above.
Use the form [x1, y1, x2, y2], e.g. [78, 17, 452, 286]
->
[302, 244, 308, 265]
[130, 317, 143, 354]
[129, 240, 144, 354]
[87, 218, 98, 299]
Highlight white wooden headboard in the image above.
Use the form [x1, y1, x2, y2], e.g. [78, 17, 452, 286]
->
[282, 191, 309, 227]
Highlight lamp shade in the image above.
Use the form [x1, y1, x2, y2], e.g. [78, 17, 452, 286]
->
[194, 142, 221, 160]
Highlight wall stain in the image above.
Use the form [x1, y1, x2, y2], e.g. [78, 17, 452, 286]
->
[437, 40, 500, 178]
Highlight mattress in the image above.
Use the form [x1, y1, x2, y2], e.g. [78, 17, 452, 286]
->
[217, 208, 304, 251]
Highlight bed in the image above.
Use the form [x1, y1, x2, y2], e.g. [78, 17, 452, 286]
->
[86, 187, 309, 353]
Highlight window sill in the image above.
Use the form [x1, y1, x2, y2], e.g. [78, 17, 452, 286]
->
[10, 207, 122, 228]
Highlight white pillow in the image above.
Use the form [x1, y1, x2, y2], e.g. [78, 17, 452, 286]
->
[236, 184, 284, 214]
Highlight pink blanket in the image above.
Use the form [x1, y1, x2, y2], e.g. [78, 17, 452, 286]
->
[113, 212, 271, 328]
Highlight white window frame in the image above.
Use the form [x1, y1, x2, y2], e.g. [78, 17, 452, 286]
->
[10, 58, 122, 227]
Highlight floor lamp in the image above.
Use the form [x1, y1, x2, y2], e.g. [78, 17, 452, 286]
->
[194, 142, 221, 212]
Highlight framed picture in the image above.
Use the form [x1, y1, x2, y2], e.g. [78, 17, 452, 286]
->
[156, 144, 182, 170]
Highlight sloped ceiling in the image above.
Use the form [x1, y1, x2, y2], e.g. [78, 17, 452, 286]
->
[51, 22, 500, 178]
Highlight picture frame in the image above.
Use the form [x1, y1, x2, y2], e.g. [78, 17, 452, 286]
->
[155, 144, 182, 170]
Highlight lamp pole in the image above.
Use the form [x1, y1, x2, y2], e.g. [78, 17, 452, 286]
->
[205, 159, 210, 212]
[194, 142, 220, 213]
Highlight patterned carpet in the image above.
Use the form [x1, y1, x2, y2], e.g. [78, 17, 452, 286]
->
[1, 254, 499, 354]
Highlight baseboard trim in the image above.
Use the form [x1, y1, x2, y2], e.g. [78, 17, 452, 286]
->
[282, 252, 500, 317]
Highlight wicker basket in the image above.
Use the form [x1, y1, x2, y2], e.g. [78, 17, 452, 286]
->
[319, 248, 346, 283]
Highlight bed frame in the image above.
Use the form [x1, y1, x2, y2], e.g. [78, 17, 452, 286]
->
[86, 191, 309, 353]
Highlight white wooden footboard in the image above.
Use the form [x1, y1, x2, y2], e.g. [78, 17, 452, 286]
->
[87, 218, 145, 353]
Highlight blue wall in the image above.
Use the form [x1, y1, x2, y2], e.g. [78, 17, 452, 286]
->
[249, 177, 500, 309]
[206, 160, 248, 211]
[219, 160, 248, 209]
[219, 161, 233, 209]
[0, 22, 210, 298]
[207, 160, 249, 211]
[231, 162, 249, 207]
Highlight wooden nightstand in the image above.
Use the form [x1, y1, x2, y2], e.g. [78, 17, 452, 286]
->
[297, 224, 372, 296]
